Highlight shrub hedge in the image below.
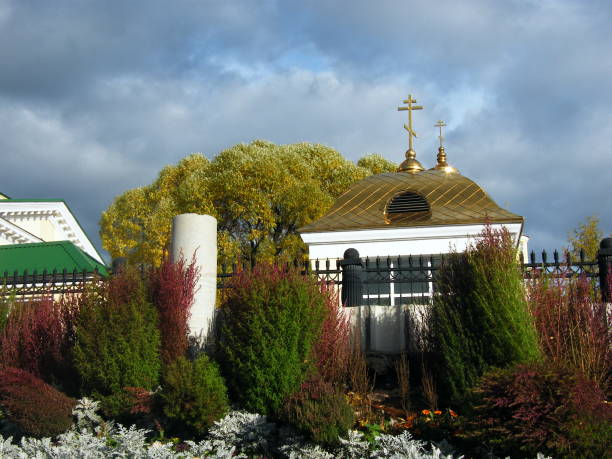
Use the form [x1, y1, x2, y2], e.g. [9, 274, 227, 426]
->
[160, 354, 229, 437]
[428, 225, 541, 407]
[280, 376, 354, 446]
[469, 362, 612, 458]
[217, 264, 327, 416]
[73, 267, 161, 418]
[0, 367, 75, 437]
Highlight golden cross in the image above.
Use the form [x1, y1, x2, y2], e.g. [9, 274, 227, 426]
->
[397, 94, 423, 152]
[435, 120, 447, 148]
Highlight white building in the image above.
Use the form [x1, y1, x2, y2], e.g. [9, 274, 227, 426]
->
[299, 101, 526, 354]
[0, 193, 106, 276]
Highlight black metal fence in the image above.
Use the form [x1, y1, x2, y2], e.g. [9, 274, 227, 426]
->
[3, 239, 611, 304]
[0, 269, 106, 298]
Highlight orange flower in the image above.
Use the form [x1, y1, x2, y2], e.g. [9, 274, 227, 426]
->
[449, 409, 458, 417]
[421, 409, 431, 415]
[434, 410, 442, 415]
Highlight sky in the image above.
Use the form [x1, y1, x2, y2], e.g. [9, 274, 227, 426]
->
[1, 0, 611, 261]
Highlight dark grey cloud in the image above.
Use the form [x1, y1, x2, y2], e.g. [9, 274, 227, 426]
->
[0, 0, 610, 261]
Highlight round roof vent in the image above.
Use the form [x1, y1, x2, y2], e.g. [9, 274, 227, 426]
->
[386, 191, 429, 214]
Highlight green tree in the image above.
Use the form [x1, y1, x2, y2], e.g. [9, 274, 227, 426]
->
[567, 215, 608, 260]
[100, 140, 388, 266]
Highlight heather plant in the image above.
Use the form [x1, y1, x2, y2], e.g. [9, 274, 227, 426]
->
[217, 264, 327, 416]
[0, 299, 9, 334]
[468, 362, 611, 458]
[0, 295, 79, 393]
[428, 225, 540, 407]
[73, 266, 161, 418]
[0, 367, 75, 438]
[312, 284, 351, 386]
[160, 354, 229, 437]
[149, 255, 198, 366]
[526, 272, 611, 393]
[280, 376, 355, 446]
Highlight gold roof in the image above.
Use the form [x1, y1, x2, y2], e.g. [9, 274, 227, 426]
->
[299, 169, 523, 233]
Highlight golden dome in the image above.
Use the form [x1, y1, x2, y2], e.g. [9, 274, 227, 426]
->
[299, 169, 522, 233]
[429, 146, 459, 174]
[397, 149, 425, 173]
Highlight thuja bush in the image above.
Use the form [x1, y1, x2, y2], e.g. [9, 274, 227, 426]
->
[280, 376, 354, 446]
[527, 272, 611, 392]
[217, 264, 327, 416]
[160, 354, 229, 437]
[469, 362, 611, 458]
[0, 295, 79, 393]
[73, 267, 161, 418]
[428, 225, 540, 407]
[149, 255, 198, 366]
[0, 367, 75, 437]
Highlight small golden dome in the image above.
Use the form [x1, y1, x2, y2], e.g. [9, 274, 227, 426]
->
[397, 149, 425, 173]
[429, 146, 459, 174]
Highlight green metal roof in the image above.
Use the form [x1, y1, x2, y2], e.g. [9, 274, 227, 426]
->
[0, 198, 105, 262]
[0, 241, 108, 276]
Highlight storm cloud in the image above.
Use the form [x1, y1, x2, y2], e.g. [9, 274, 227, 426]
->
[1, 0, 610, 260]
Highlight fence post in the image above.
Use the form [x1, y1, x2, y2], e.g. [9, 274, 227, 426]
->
[598, 237, 612, 303]
[339, 248, 363, 307]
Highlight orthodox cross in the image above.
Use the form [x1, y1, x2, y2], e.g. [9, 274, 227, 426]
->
[435, 120, 447, 148]
[397, 94, 423, 153]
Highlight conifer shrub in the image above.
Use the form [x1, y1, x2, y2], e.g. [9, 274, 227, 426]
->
[0, 295, 79, 394]
[469, 362, 611, 458]
[0, 367, 75, 437]
[428, 225, 540, 407]
[280, 376, 355, 446]
[217, 264, 327, 416]
[149, 255, 198, 366]
[73, 267, 161, 418]
[160, 354, 229, 437]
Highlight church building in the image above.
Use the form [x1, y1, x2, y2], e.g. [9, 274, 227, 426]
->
[299, 95, 527, 354]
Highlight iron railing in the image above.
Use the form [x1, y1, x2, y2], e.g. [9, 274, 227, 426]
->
[1, 248, 607, 304]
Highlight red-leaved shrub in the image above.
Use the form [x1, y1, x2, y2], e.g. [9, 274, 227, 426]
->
[312, 285, 351, 386]
[149, 256, 199, 366]
[0, 367, 75, 437]
[470, 362, 611, 458]
[0, 296, 79, 392]
[526, 272, 611, 392]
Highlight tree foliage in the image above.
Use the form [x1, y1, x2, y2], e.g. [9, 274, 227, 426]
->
[100, 141, 396, 266]
[567, 214, 609, 260]
[357, 153, 398, 175]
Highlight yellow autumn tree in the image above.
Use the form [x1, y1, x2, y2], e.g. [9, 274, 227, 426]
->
[567, 215, 609, 261]
[357, 153, 398, 175]
[100, 140, 396, 267]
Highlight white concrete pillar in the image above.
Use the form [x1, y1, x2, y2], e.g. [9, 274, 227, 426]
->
[171, 213, 217, 343]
